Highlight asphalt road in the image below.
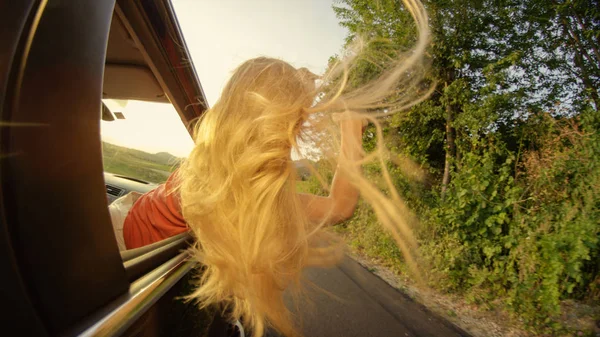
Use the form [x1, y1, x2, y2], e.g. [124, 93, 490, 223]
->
[285, 256, 471, 337]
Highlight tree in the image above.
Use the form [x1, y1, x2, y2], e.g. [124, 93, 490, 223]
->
[521, 0, 600, 111]
[330, 0, 600, 330]
[333, 0, 524, 192]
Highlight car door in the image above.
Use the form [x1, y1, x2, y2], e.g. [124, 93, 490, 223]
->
[1, 1, 130, 335]
[0, 1, 224, 336]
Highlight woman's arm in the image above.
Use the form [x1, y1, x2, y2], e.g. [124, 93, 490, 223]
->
[298, 118, 364, 225]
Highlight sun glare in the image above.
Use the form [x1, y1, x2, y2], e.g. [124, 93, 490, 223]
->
[101, 99, 194, 158]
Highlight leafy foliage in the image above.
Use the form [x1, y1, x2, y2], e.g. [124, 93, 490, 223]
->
[326, 0, 600, 333]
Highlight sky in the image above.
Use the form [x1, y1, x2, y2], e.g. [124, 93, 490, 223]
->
[101, 99, 194, 157]
[172, 0, 348, 106]
[101, 0, 347, 157]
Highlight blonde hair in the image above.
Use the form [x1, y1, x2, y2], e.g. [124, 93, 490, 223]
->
[179, 0, 431, 336]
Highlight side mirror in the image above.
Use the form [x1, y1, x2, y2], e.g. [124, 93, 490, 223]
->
[102, 102, 126, 121]
[101, 102, 115, 121]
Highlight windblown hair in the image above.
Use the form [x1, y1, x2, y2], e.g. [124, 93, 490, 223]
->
[178, 0, 431, 336]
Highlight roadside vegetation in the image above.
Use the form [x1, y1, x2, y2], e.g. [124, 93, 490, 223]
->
[299, 0, 600, 335]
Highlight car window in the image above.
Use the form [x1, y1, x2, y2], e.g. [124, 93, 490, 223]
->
[101, 99, 195, 252]
[101, 99, 194, 184]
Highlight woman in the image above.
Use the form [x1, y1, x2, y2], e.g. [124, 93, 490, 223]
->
[122, 63, 363, 250]
[122, 60, 364, 336]
[124, 0, 430, 336]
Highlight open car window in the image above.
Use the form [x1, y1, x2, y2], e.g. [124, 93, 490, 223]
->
[101, 99, 194, 185]
[101, 99, 195, 252]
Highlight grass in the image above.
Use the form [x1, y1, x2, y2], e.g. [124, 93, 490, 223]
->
[102, 142, 181, 184]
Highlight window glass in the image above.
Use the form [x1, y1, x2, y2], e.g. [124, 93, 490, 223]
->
[101, 99, 194, 184]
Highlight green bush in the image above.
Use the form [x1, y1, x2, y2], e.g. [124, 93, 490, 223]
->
[298, 112, 599, 332]
[423, 139, 521, 293]
[421, 114, 600, 330]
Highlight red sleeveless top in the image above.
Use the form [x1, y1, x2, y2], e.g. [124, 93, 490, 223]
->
[122, 173, 187, 249]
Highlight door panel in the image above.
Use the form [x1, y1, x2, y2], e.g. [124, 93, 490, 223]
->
[1, 0, 129, 334]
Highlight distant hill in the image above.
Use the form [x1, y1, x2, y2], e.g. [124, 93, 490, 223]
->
[153, 151, 181, 166]
[101, 142, 181, 183]
[102, 141, 319, 184]
[102, 142, 181, 165]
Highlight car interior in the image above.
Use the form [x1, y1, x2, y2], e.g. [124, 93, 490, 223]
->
[1, 1, 242, 336]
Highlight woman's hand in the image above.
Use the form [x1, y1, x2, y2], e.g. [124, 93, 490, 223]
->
[298, 115, 366, 225]
[339, 118, 365, 161]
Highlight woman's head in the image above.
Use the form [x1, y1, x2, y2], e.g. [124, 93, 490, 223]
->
[204, 58, 317, 154]
[221, 57, 317, 107]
